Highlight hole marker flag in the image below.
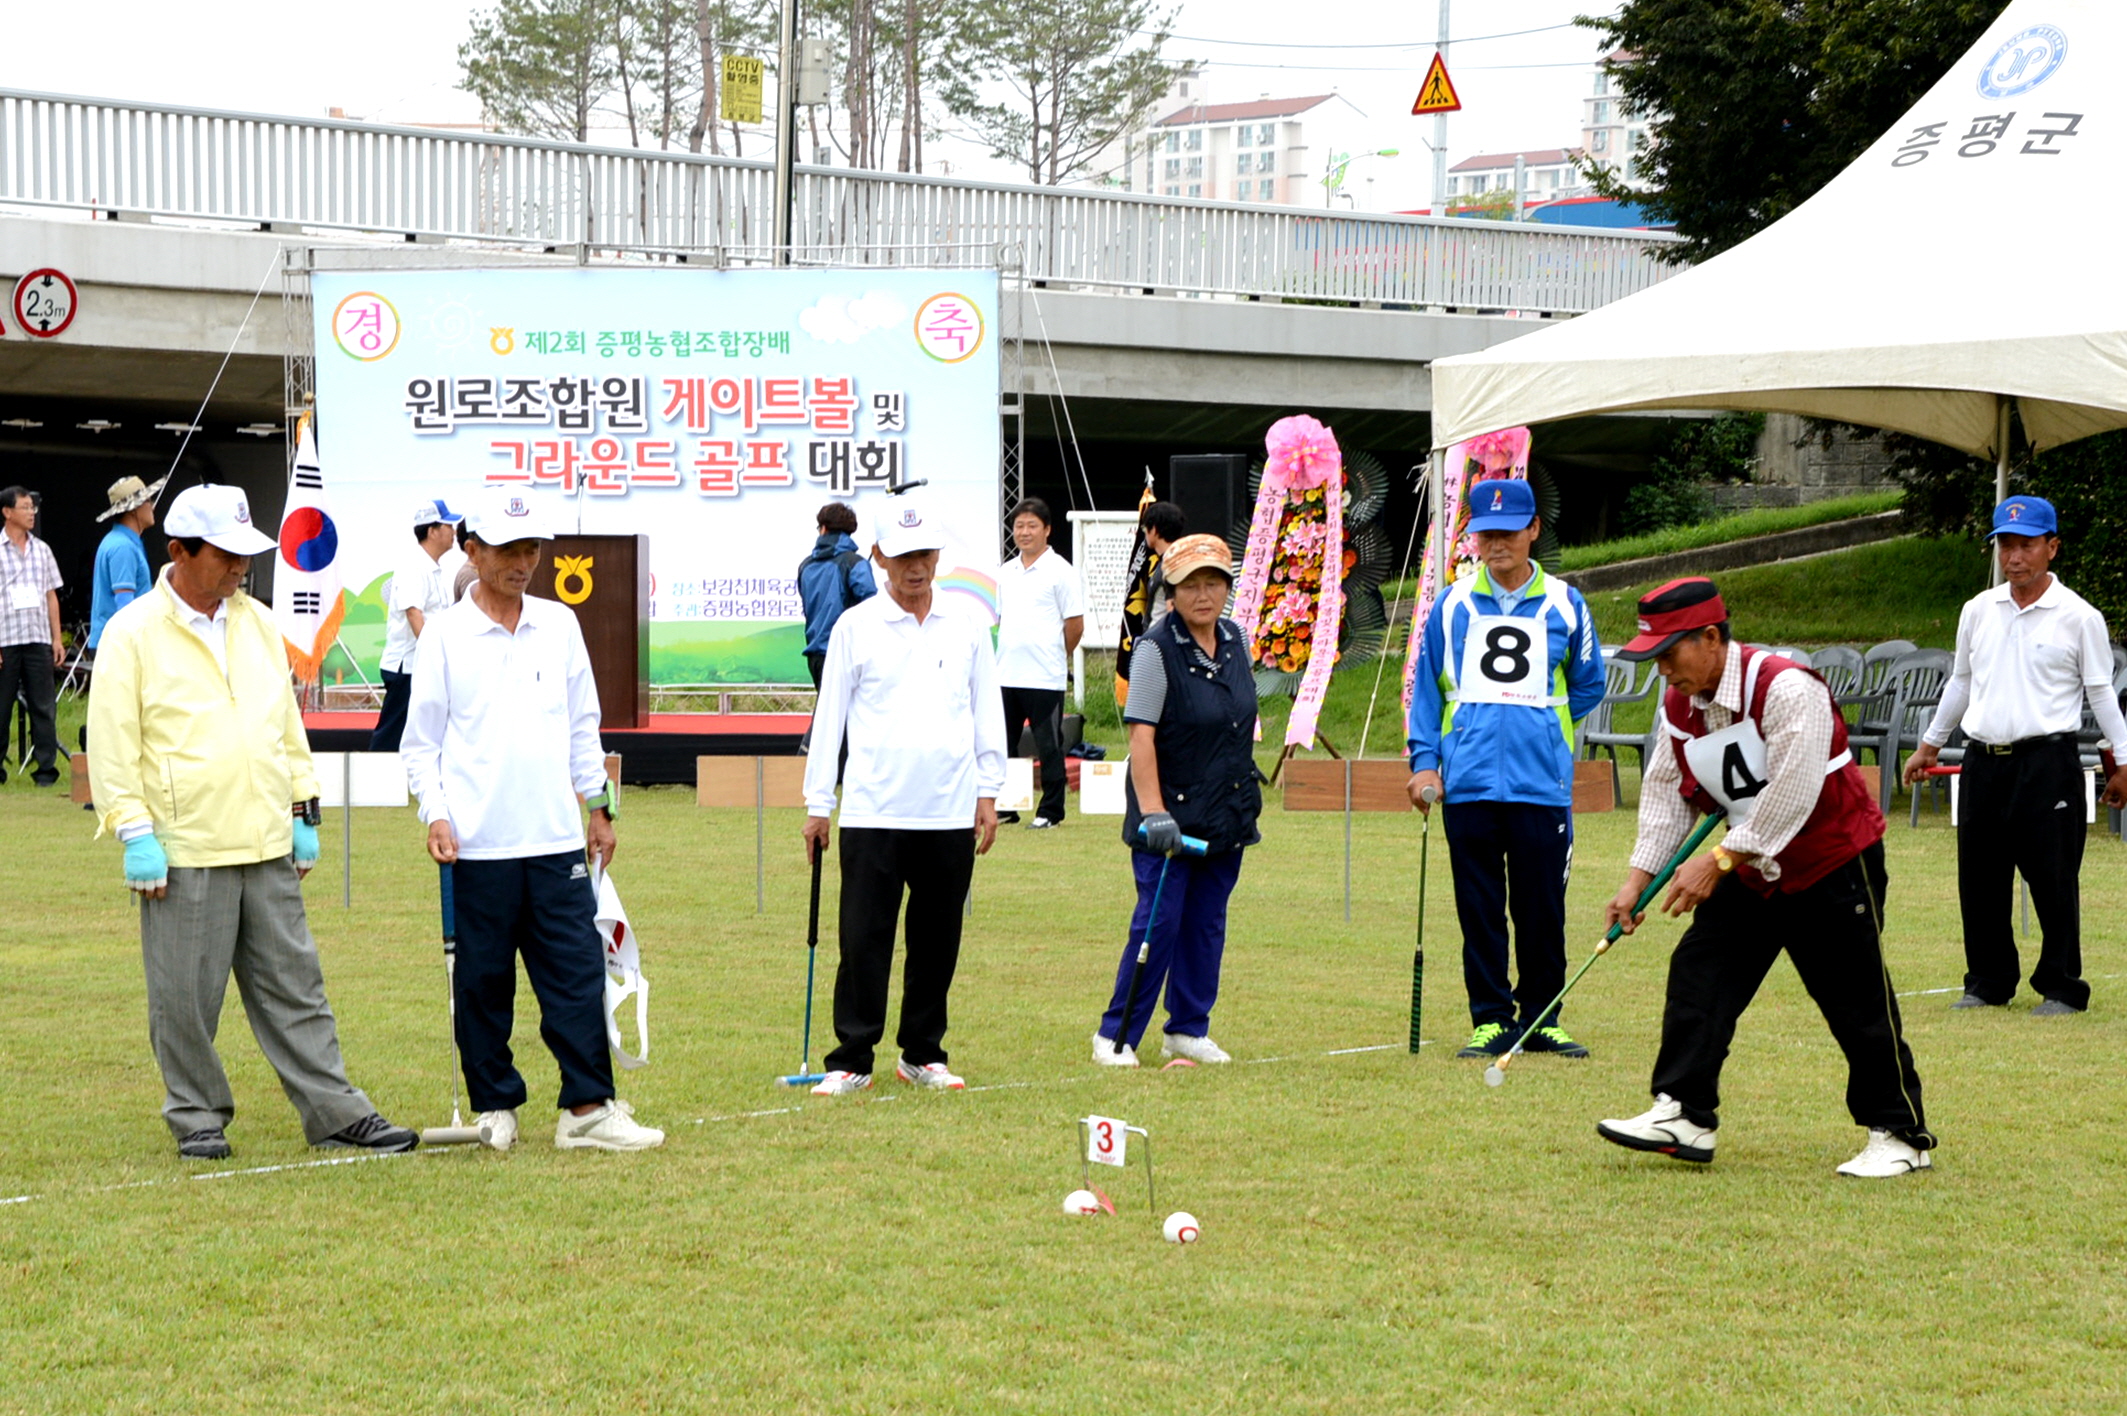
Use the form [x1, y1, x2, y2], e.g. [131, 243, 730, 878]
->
[274, 415, 346, 684]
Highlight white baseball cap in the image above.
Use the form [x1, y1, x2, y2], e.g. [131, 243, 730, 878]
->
[413, 498, 465, 528]
[872, 492, 947, 558]
[461, 491, 553, 545]
[164, 484, 278, 556]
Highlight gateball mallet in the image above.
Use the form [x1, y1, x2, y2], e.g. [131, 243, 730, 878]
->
[776, 846, 831, 1088]
[1112, 826, 1210, 1057]
[420, 862, 483, 1145]
[1484, 810, 1727, 1088]
[1410, 783, 1440, 1054]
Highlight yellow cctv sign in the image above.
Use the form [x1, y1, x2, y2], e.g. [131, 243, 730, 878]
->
[721, 55, 764, 124]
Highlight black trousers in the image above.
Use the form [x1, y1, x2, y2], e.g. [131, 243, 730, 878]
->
[1001, 685, 1066, 823]
[450, 852, 615, 1113]
[1442, 801, 1572, 1029]
[1957, 741, 2089, 1008]
[1650, 843, 1932, 1145]
[828, 826, 975, 1074]
[368, 669, 412, 752]
[0, 641, 59, 782]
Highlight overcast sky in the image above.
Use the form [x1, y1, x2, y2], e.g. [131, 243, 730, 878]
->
[0, 0, 1611, 209]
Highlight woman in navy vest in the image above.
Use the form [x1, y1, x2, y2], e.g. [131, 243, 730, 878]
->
[1094, 535, 1263, 1067]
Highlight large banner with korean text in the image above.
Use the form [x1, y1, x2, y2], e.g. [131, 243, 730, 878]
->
[310, 267, 1000, 686]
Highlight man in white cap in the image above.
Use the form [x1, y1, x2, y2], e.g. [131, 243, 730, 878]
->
[801, 487, 1006, 1095]
[401, 491, 662, 1152]
[370, 498, 464, 752]
[90, 483, 416, 1160]
[89, 473, 166, 656]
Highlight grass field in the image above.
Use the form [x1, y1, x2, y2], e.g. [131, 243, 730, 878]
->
[7, 768, 2127, 1414]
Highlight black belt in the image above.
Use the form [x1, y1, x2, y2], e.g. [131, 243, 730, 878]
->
[1969, 732, 2077, 756]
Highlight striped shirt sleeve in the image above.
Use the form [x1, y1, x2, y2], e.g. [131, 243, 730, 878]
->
[1123, 638, 1168, 725]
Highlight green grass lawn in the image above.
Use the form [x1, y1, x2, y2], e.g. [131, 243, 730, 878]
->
[6, 767, 2127, 1413]
[1554, 491, 1905, 573]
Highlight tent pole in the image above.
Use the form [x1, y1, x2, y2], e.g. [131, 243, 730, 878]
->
[1429, 448, 1447, 590]
[1991, 396, 2011, 588]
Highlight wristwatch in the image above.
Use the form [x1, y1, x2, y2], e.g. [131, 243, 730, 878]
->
[295, 798, 321, 827]
[1712, 845, 1736, 873]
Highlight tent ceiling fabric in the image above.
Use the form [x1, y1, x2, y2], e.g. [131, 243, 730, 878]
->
[1430, 0, 2127, 458]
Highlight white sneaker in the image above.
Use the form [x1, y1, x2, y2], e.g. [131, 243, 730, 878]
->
[1160, 1032, 1231, 1064]
[554, 1099, 664, 1151]
[810, 1070, 872, 1097]
[1837, 1129, 1933, 1178]
[1596, 1093, 1716, 1163]
[476, 1108, 517, 1152]
[1092, 1031, 1140, 1067]
[895, 1058, 966, 1090]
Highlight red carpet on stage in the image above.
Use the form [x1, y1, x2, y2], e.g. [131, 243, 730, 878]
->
[305, 712, 808, 785]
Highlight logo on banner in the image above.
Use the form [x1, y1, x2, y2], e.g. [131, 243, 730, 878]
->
[555, 555, 595, 605]
[914, 293, 984, 363]
[1978, 26, 2067, 98]
[332, 292, 402, 361]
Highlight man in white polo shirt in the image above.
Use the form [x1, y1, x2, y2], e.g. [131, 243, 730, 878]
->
[1905, 495, 2127, 1016]
[994, 497, 1084, 828]
[801, 487, 1006, 1096]
[370, 498, 463, 752]
[401, 491, 662, 1152]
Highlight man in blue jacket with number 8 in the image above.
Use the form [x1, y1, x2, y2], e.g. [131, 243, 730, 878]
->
[1406, 478, 1606, 1059]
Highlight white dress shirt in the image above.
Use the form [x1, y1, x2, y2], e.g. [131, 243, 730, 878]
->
[380, 549, 453, 674]
[804, 590, 1007, 828]
[1923, 576, 2127, 748]
[168, 581, 230, 678]
[401, 592, 607, 860]
[994, 547, 1084, 690]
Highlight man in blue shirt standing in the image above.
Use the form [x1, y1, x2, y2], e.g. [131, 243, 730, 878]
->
[89, 474, 163, 655]
[797, 502, 878, 689]
[1407, 478, 1607, 1059]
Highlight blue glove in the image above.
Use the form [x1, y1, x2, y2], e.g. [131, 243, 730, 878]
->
[1138, 812, 1183, 855]
[123, 833, 168, 892]
[292, 819, 320, 868]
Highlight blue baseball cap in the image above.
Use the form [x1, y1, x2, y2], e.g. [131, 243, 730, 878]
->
[1465, 477, 1536, 532]
[1989, 495, 2058, 539]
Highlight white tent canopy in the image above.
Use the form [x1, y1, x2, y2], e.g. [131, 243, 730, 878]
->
[1431, 0, 2127, 461]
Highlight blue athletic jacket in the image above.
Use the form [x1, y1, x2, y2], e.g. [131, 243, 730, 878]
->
[1405, 562, 1606, 807]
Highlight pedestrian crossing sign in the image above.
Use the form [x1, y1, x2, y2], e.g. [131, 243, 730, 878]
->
[1413, 53, 1462, 115]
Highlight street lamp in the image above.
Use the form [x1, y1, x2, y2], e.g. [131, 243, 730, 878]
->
[1321, 148, 1401, 210]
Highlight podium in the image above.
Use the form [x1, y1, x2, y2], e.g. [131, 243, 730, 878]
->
[528, 534, 650, 729]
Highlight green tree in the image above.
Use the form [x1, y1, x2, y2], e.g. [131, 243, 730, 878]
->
[1577, 0, 2010, 262]
[941, 0, 1184, 185]
[460, 0, 619, 142]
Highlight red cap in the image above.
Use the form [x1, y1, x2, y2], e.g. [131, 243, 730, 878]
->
[1615, 577, 1728, 661]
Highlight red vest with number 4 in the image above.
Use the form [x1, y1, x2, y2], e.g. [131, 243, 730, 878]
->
[1660, 647, 1883, 895]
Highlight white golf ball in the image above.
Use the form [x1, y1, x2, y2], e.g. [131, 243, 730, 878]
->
[1484, 1066, 1505, 1087]
[1162, 1211, 1201, 1244]
[1063, 1189, 1104, 1216]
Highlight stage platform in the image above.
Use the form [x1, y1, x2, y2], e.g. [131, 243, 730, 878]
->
[304, 712, 808, 785]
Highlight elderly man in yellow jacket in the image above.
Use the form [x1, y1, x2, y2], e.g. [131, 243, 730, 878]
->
[89, 484, 415, 1162]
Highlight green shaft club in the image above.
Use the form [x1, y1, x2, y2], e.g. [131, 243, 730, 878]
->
[1485, 809, 1726, 1087]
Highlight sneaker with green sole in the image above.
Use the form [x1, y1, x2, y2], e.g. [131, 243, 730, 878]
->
[1456, 1021, 1522, 1058]
[1518, 1024, 1590, 1058]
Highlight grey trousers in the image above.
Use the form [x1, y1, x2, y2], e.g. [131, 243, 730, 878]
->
[140, 859, 373, 1143]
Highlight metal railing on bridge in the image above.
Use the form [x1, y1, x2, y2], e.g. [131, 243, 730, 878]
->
[0, 88, 1677, 315]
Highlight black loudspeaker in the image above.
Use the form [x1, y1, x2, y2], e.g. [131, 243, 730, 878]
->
[1168, 454, 1249, 541]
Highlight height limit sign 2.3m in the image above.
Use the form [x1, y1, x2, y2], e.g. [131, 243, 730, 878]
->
[12, 268, 77, 339]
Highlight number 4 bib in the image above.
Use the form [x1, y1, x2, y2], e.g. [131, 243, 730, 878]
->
[1682, 720, 1771, 825]
[1456, 615, 1553, 708]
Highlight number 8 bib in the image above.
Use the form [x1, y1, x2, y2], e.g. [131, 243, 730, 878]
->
[1456, 615, 1551, 707]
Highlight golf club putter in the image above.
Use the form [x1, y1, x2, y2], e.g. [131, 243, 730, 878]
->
[1485, 809, 1727, 1088]
[421, 862, 483, 1145]
[776, 847, 830, 1088]
[1112, 825, 1210, 1057]
[1410, 783, 1440, 1054]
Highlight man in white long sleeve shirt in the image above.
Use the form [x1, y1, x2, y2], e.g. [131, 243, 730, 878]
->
[1905, 496, 2127, 1015]
[1594, 578, 1933, 1180]
[401, 492, 662, 1153]
[800, 489, 1005, 1096]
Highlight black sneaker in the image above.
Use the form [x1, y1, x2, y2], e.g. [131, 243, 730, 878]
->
[1951, 992, 2006, 1009]
[316, 1113, 419, 1152]
[1456, 1022, 1522, 1058]
[178, 1128, 232, 1160]
[2033, 998, 2086, 1017]
[996, 810, 1022, 824]
[1518, 1024, 1590, 1058]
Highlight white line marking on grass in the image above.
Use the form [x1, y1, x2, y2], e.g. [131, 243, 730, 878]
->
[190, 1151, 429, 1183]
